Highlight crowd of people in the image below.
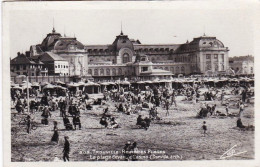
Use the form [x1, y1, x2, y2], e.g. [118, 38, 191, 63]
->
[11, 78, 254, 161]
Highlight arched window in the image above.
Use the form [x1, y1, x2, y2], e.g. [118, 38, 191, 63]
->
[118, 68, 122, 75]
[215, 64, 218, 71]
[123, 53, 130, 63]
[88, 69, 92, 75]
[106, 69, 110, 76]
[94, 69, 98, 76]
[181, 66, 185, 73]
[100, 68, 104, 76]
[170, 67, 174, 73]
[176, 66, 179, 73]
[112, 68, 116, 75]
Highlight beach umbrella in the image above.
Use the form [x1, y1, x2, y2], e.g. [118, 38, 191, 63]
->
[121, 81, 131, 85]
[42, 84, 55, 90]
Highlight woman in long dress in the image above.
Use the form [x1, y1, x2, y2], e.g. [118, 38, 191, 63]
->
[51, 121, 59, 143]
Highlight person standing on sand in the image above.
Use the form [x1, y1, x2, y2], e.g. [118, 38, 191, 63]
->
[202, 121, 208, 137]
[239, 102, 245, 118]
[63, 136, 70, 162]
[51, 121, 59, 143]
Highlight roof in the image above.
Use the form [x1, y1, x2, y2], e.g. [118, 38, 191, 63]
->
[53, 37, 85, 51]
[111, 32, 134, 51]
[11, 53, 36, 65]
[41, 29, 62, 51]
[40, 52, 66, 61]
[140, 68, 173, 76]
[174, 35, 226, 53]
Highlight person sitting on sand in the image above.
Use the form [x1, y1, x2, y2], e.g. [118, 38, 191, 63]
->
[136, 115, 143, 126]
[237, 118, 245, 129]
[109, 117, 119, 128]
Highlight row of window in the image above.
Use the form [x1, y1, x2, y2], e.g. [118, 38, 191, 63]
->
[88, 68, 125, 76]
[55, 65, 69, 68]
[16, 72, 48, 76]
[206, 54, 225, 60]
[206, 62, 225, 71]
[154, 66, 185, 73]
[16, 65, 43, 70]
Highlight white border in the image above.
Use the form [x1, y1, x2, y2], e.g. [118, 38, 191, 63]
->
[2, 1, 260, 167]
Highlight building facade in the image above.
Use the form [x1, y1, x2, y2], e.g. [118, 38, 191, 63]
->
[11, 28, 229, 80]
[10, 52, 48, 76]
[28, 28, 88, 77]
[229, 55, 254, 75]
[86, 31, 229, 80]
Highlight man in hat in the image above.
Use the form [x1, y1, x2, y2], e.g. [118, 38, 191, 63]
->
[63, 136, 70, 161]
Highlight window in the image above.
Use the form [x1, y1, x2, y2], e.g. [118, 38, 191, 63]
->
[165, 67, 169, 71]
[66, 66, 68, 68]
[23, 72, 27, 75]
[206, 54, 211, 59]
[55, 65, 57, 68]
[141, 58, 146, 61]
[16, 66, 19, 70]
[251, 67, 253, 73]
[176, 66, 179, 73]
[23, 65, 26, 70]
[118, 68, 122, 75]
[17, 72, 20, 75]
[58, 65, 60, 68]
[142, 67, 148, 72]
[221, 54, 224, 62]
[100, 69, 104, 76]
[64, 65, 65, 68]
[106, 69, 110, 75]
[112, 68, 116, 75]
[31, 73, 34, 76]
[170, 67, 174, 73]
[206, 62, 212, 70]
[123, 53, 130, 63]
[214, 54, 218, 59]
[88, 69, 92, 75]
[94, 69, 98, 76]
[181, 66, 185, 73]
[215, 64, 218, 71]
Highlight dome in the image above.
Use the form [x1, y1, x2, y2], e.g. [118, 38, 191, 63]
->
[41, 28, 62, 51]
[191, 35, 225, 48]
[112, 32, 134, 52]
[53, 37, 84, 51]
[174, 35, 225, 53]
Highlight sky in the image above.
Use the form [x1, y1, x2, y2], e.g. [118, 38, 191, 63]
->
[6, 2, 255, 59]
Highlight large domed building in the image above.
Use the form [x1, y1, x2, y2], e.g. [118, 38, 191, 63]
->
[11, 27, 229, 81]
[28, 28, 88, 77]
[85, 32, 229, 81]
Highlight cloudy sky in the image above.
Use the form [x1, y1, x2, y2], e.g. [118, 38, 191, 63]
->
[5, 1, 256, 59]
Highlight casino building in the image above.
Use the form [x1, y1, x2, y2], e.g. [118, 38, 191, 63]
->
[11, 28, 229, 81]
[86, 30, 229, 81]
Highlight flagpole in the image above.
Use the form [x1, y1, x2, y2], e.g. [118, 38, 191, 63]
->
[27, 75, 29, 113]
